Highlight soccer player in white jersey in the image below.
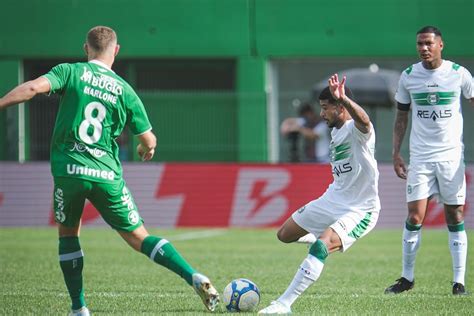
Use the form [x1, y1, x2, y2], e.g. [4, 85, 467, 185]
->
[385, 26, 474, 295]
[259, 74, 380, 314]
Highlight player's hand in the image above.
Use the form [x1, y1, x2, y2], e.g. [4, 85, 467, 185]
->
[137, 144, 155, 161]
[280, 118, 301, 135]
[328, 74, 346, 101]
[393, 154, 407, 179]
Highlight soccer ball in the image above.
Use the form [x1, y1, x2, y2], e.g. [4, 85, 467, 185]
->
[223, 278, 260, 312]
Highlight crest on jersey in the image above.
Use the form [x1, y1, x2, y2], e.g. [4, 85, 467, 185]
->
[427, 93, 440, 105]
[128, 211, 139, 225]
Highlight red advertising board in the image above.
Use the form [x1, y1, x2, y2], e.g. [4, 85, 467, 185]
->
[35, 163, 472, 228]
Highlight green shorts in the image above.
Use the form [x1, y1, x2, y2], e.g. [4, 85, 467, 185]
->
[53, 177, 143, 232]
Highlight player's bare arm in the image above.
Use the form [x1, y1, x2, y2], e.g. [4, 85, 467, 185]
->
[0, 77, 50, 110]
[392, 107, 409, 179]
[299, 127, 319, 141]
[137, 131, 157, 161]
[328, 74, 371, 134]
[280, 118, 319, 140]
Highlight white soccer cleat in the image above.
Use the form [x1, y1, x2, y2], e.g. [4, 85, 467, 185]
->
[192, 273, 220, 312]
[258, 301, 292, 314]
[69, 306, 90, 316]
[296, 233, 317, 244]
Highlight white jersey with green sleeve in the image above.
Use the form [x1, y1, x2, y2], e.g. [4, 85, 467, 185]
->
[42, 60, 152, 182]
[323, 120, 380, 212]
[395, 60, 474, 162]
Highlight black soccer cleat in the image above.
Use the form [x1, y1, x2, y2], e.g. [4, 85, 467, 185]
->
[453, 283, 468, 295]
[384, 277, 414, 294]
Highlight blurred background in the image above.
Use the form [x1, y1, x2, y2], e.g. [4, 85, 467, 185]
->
[0, 0, 473, 228]
[1, 0, 473, 164]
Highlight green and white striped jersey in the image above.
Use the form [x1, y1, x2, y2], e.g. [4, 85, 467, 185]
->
[395, 60, 473, 162]
[326, 120, 380, 212]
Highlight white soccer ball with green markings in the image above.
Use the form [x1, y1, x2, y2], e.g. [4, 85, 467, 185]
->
[223, 278, 260, 312]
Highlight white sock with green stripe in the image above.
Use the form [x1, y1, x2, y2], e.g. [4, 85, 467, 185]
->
[402, 221, 422, 282]
[448, 222, 467, 285]
[277, 239, 327, 308]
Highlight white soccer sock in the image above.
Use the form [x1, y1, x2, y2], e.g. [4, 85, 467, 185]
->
[449, 230, 468, 285]
[401, 227, 421, 282]
[277, 254, 324, 308]
[297, 233, 317, 244]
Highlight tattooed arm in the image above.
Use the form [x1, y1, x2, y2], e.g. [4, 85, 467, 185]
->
[392, 106, 410, 179]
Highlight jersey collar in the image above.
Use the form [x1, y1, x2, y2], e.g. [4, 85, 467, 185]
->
[89, 59, 115, 73]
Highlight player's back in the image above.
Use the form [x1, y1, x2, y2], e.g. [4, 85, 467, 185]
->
[43, 60, 151, 182]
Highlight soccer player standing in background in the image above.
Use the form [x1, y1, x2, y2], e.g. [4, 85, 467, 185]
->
[259, 74, 380, 314]
[385, 26, 473, 295]
[0, 26, 219, 315]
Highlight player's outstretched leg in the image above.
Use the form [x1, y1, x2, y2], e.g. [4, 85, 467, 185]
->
[140, 236, 220, 311]
[59, 236, 89, 315]
[259, 239, 328, 314]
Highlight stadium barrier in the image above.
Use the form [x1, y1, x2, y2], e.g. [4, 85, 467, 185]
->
[0, 162, 472, 228]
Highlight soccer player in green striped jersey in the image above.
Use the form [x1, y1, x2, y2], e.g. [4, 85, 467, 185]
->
[0, 26, 219, 315]
[386, 25, 473, 296]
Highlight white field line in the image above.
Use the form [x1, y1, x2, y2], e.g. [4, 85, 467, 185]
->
[166, 229, 227, 241]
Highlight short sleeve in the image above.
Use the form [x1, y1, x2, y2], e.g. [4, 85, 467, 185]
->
[41, 63, 72, 94]
[395, 72, 411, 105]
[126, 88, 152, 135]
[350, 120, 373, 143]
[460, 67, 474, 99]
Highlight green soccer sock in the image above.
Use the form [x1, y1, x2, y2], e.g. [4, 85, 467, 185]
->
[59, 237, 85, 310]
[309, 239, 329, 263]
[141, 236, 196, 285]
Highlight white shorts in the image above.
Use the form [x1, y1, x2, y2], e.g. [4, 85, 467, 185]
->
[406, 160, 466, 205]
[292, 196, 379, 252]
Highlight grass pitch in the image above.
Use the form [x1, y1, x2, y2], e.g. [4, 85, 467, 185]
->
[0, 227, 472, 315]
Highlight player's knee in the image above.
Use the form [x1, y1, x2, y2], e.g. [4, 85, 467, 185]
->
[276, 227, 293, 243]
[445, 206, 464, 225]
[406, 214, 423, 225]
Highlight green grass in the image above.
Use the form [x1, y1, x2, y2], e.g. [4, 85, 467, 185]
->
[0, 228, 473, 315]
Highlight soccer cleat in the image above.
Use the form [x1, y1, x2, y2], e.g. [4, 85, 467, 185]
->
[192, 273, 220, 312]
[296, 233, 317, 244]
[258, 301, 292, 314]
[69, 306, 90, 316]
[384, 277, 414, 294]
[453, 283, 468, 295]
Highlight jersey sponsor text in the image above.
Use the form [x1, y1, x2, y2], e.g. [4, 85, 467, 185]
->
[66, 163, 114, 180]
[80, 67, 123, 95]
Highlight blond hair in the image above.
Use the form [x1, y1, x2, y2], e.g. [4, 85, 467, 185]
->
[86, 26, 117, 53]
